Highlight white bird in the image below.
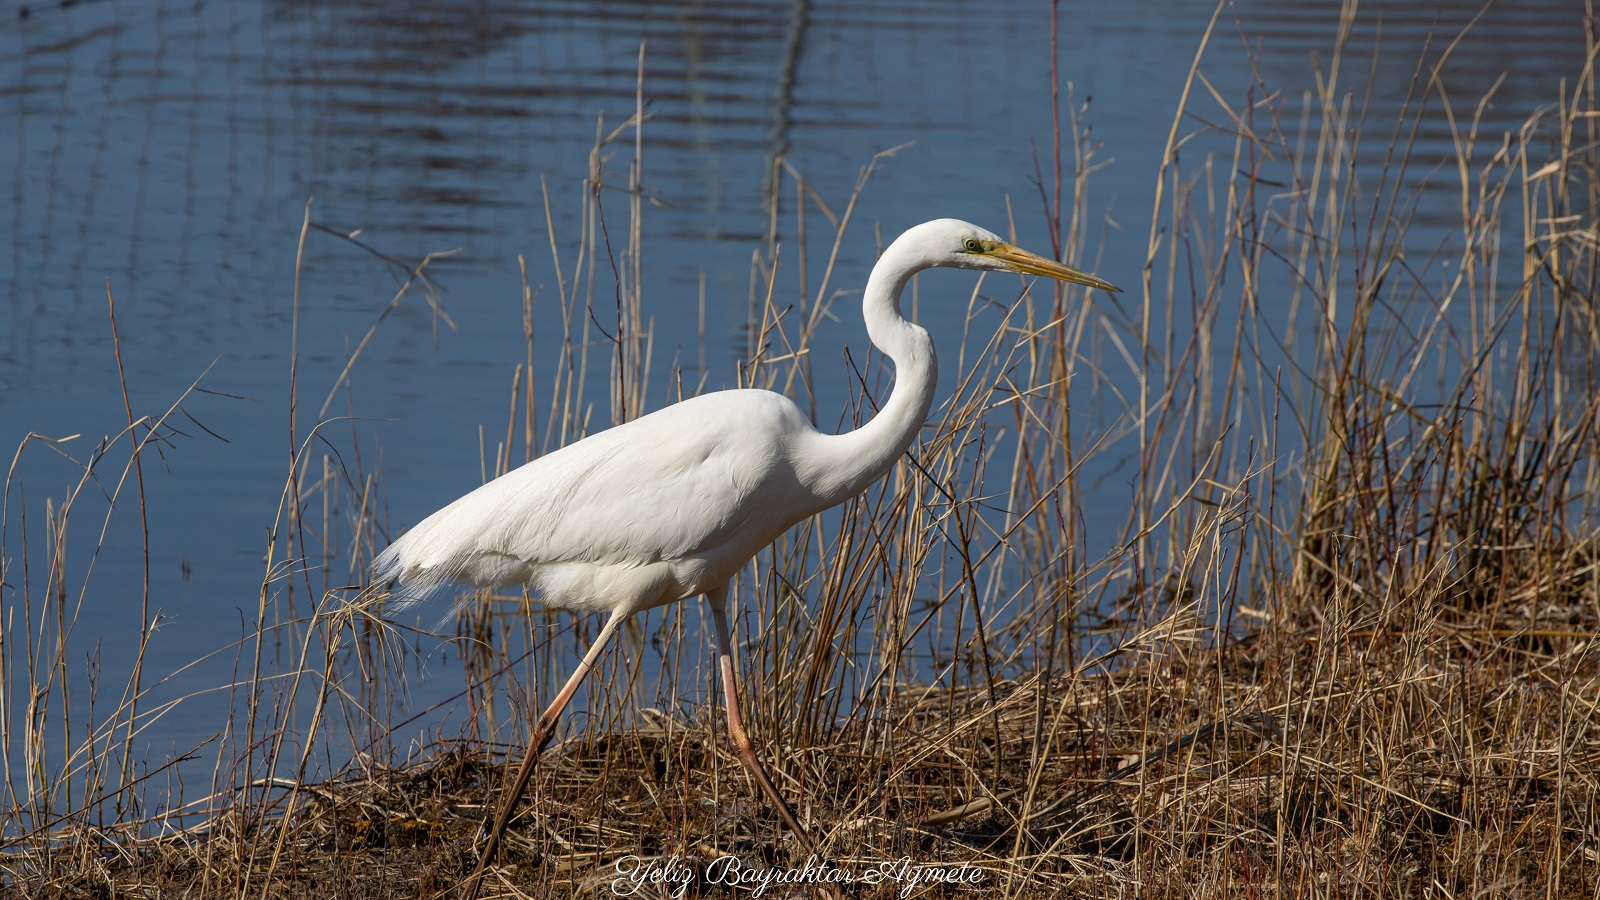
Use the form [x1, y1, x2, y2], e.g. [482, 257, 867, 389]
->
[372, 218, 1119, 895]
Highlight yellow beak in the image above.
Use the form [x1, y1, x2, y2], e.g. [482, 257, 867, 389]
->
[991, 244, 1121, 293]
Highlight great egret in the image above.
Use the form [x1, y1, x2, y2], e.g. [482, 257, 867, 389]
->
[372, 218, 1119, 895]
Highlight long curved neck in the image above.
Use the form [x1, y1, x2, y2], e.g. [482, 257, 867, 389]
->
[804, 251, 937, 506]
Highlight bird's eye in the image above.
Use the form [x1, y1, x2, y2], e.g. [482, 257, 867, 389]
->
[963, 238, 984, 252]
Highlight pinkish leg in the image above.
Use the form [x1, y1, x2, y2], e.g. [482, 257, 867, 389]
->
[705, 587, 829, 867]
[463, 606, 627, 900]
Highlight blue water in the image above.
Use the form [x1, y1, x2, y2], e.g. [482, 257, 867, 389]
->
[1, 0, 1588, 806]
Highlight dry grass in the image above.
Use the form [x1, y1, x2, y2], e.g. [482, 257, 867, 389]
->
[4, 2, 1600, 897]
[18, 600, 1597, 897]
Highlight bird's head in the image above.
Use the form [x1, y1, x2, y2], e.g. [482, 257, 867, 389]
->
[899, 218, 1121, 293]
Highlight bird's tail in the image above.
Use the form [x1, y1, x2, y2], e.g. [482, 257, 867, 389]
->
[370, 538, 476, 633]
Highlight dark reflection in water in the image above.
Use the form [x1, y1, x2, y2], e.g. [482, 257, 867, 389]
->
[0, 0, 1588, 767]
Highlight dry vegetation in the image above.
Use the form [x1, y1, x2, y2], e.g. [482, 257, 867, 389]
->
[4, 3, 1600, 898]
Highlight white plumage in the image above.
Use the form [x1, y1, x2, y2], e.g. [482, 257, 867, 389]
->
[374, 218, 1119, 897]
[374, 390, 824, 613]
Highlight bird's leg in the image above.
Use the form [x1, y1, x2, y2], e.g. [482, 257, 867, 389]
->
[706, 591, 827, 862]
[462, 606, 628, 900]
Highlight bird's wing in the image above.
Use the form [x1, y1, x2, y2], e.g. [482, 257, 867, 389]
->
[373, 390, 813, 594]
